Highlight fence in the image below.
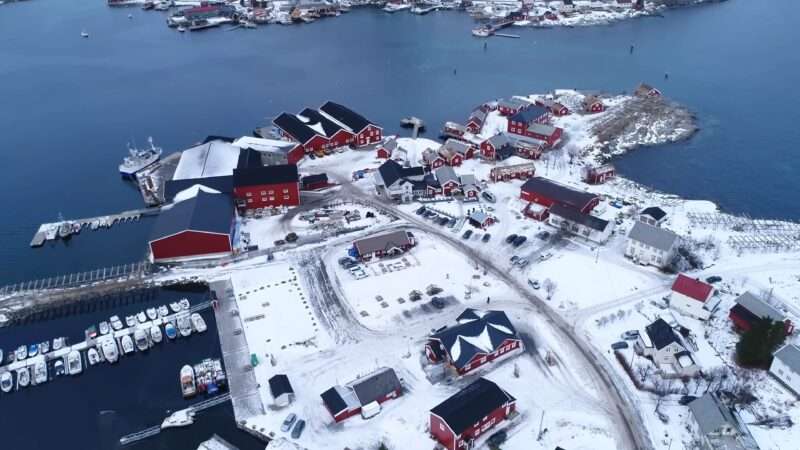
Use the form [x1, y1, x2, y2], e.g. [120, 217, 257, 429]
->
[0, 261, 152, 298]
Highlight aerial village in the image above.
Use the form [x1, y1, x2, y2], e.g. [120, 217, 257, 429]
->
[4, 82, 800, 450]
[107, 0, 672, 33]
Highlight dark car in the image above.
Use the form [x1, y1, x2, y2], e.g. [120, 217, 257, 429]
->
[487, 430, 507, 447]
[611, 341, 629, 350]
[679, 395, 698, 406]
[415, 206, 427, 215]
[505, 234, 518, 244]
[285, 232, 298, 243]
[512, 235, 527, 247]
[438, 217, 450, 226]
[291, 419, 306, 439]
[273, 239, 286, 246]
[431, 297, 446, 309]
[462, 230, 473, 239]
[705, 276, 723, 284]
[537, 231, 551, 240]
[482, 233, 491, 243]
[447, 218, 457, 228]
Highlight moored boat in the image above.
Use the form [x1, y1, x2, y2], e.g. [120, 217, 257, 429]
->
[134, 328, 149, 351]
[180, 365, 196, 398]
[121, 335, 135, 355]
[0, 372, 13, 393]
[170, 302, 181, 313]
[190, 313, 207, 333]
[158, 305, 169, 318]
[17, 367, 30, 387]
[150, 325, 163, 344]
[87, 347, 101, 366]
[32, 358, 48, 385]
[125, 315, 137, 327]
[67, 350, 82, 375]
[119, 137, 162, 177]
[110, 315, 124, 331]
[179, 298, 190, 310]
[15, 345, 27, 361]
[53, 337, 66, 351]
[28, 343, 38, 358]
[165, 322, 177, 340]
[101, 337, 119, 364]
[99, 321, 110, 335]
[137, 311, 147, 323]
[39, 341, 50, 355]
[54, 359, 66, 377]
[86, 325, 98, 340]
[146, 308, 158, 321]
[177, 315, 192, 337]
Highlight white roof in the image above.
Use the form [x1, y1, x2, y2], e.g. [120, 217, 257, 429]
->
[296, 114, 325, 136]
[173, 140, 240, 180]
[172, 184, 221, 204]
[232, 136, 296, 153]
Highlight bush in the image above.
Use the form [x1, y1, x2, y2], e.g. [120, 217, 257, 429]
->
[736, 318, 787, 369]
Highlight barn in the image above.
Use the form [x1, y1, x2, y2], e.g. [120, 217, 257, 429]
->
[319, 101, 382, 147]
[425, 309, 523, 375]
[320, 367, 403, 423]
[148, 191, 234, 263]
[520, 178, 600, 214]
[429, 378, 516, 450]
[273, 113, 330, 154]
[232, 164, 299, 210]
[352, 230, 416, 261]
[729, 292, 794, 336]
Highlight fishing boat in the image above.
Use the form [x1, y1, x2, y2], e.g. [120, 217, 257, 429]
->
[155, 1, 169, 11]
[134, 328, 149, 351]
[110, 315, 124, 331]
[190, 313, 207, 333]
[137, 311, 147, 323]
[0, 372, 12, 393]
[80, 30, 89, 38]
[180, 365, 196, 398]
[472, 26, 492, 37]
[17, 367, 30, 387]
[177, 25, 186, 32]
[150, 326, 163, 344]
[54, 358, 65, 377]
[158, 305, 169, 318]
[39, 341, 50, 355]
[14, 345, 27, 361]
[177, 315, 192, 338]
[179, 298, 190, 310]
[121, 335, 135, 355]
[169, 302, 181, 313]
[125, 315, 137, 327]
[32, 358, 48, 385]
[99, 321, 110, 335]
[58, 221, 73, 239]
[86, 325, 98, 340]
[28, 343, 39, 358]
[119, 137, 162, 177]
[67, 350, 82, 375]
[142, 1, 154, 10]
[52, 337, 66, 351]
[146, 308, 158, 321]
[383, 2, 411, 13]
[100, 337, 119, 364]
[162, 409, 195, 428]
[87, 348, 101, 366]
[165, 322, 178, 340]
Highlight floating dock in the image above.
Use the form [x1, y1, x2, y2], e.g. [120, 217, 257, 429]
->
[29, 207, 160, 247]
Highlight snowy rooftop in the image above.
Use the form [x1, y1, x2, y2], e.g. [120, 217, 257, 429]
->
[173, 140, 241, 180]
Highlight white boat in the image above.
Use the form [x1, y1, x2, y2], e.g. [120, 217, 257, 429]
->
[0, 349, 3, 365]
[242, 21, 257, 29]
[54, 359, 66, 377]
[125, 315, 137, 327]
[87, 348, 102, 366]
[158, 305, 169, 318]
[52, 337, 66, 351]
[110, 315, 124, 331]
[190, 313, 207, 333]
[0, 372, 12, 393]
[99, 321, 110, 335]
[146, 308, 158, 321]
[39, 341, 50, 355]
[33, 358, 48, 385]
[15, 345, 27, 361]
[28, 343, 38, 358]
[150, 326, 163, 344]
[179, 298, 190, 310]
[165, 322, 178, 340]
[177, 315, 192, 337]
[81, 29, 89, 38]
[134, 328, 149, 351]
[472, 26, 492, 37]
[17, 367, 30, 387]
[169, 302, 181, 313]
[137, 311, 147, 323]
[180, 365, 196, 398]
[154, 1, 169, 11]
[101, 337, 119, 364]
[177, 25, 186, 32]
[383, 2, 411, 12]
[121, 335, 135, 355]
[119, 137, 162, 177]
[162, 409, 195, 429]
[67, 350, 82, 375]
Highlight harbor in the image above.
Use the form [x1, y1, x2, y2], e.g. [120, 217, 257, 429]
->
[29, 208, 159, 248]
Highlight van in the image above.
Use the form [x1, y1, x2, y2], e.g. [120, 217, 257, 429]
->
[361, 401, 381, 419]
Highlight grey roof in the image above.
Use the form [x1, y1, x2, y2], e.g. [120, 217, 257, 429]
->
[549, 203, 610, 232]
[350, 367, 402, 405]
[498, 98, 526, 110]
[468, 108, 487, 123]
[459, 174, 477, 187]
[641, 206, 667, 221]
[382, 137, 398, 151]
[524, 122, 559, 136]
[735, 292, 785, 323]
[443, 139, 472, 155]
[434, 166, 459, 186]
[773, 344, 800, 373]
[628, 221, 679, 252]
[422, 148, 441, 164]
[150, 192, 233, 242]
[486, 133, 510, 148]
[689, 392, 740, 436]
[353, 230, 413, 256]
[268, 374, 294, 397]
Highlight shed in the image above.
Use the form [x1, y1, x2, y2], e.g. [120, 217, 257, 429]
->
[268, 374, 295, 407]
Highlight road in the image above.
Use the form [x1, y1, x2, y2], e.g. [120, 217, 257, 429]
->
[333, 180, 653, 450]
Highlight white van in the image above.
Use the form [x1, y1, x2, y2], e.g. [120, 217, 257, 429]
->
[361, 401, 381, 420]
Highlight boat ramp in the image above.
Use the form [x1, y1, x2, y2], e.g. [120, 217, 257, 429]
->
[29, 207, 160, 248]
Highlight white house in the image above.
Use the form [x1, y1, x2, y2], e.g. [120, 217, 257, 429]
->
[770, 344, 800, 397]
[639, 206, 667, 227]
[635, 318, 700, 377]
[547, 203, 614, 244]
[625, 221, 679, 269]
[373, 159, 425, 203]
[670, 273, 718, 321]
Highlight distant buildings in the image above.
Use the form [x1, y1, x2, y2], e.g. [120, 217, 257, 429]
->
[670, 274, 718, 320]
[625, 221, 679, 269]
[635, 83, 662, 98]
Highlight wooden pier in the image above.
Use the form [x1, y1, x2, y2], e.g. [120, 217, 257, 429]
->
[30, 206, 161, 247]
[400, 116, 425, 139]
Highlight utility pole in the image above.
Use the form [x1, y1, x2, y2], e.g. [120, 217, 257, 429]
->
[537, 410, 545, 440]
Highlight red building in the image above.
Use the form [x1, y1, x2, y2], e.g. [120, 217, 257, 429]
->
[426, 309, 523, 375]
[466, 108, 487, 133]
[320, 101, 383, 147]
[149, 192, 234, 263]
[422, 149, 446, 170]
[320, 367, 403, 423]
[233, 164, 299, 210]
[583, 164, 616, 184]
[583, 95, 605, 113]
[430, 378, 516, 450]
[443, 121, 467, 138]
[300, 173, 329, 191]
[376, 138, 398, 159]
[520, 177, 600, 214]
[481, 134, 514, 161]
[508, 117, 562, 147]
[729, 292, 794, 336]
[352, 230, 415, 261]
[489, 163, 535, 182]
[273, 113, 330, 154]
[300, 108, 355, 149]
[535, 99, 570, 116]
[497, 98, 528, 116]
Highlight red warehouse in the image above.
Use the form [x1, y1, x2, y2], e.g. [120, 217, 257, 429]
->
[583, 164, 616, 184]
[509, 119, 562, 147]
[233, 164, 300, 210]
[430, 378, 516, 450]
[729, 291, 794, 336]
[497, 98, 528, 116]
[425, 309, 523, 375]
[520, 177, 601, 214]
[149, 192, 234, 263]
[273, 113, 329, 154]
[508, 104, 551, 130]
[320, 101, 383, 147]
[300, 108, 355, 149]
[320, 367, 403, 422]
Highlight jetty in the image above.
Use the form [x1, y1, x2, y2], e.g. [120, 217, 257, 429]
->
[400, 116, 425, 138]
[30, 207, 161, 247]
[471, 18, 515, 37]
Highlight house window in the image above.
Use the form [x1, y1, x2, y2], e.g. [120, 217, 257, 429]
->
[268, 190, 274, 195]
[261, 197, 267, 202]
[261, 190, 267, 195]
[283, 195, 290, 200]
[439, 423, 445, 432]
[269, 196, 275, 201]
[247, 198, 253, 203]
[283, 188, 289, 193]
[246, 192, 252, 197]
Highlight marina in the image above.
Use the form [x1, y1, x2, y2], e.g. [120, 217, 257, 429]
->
[29, 208, 160, 248]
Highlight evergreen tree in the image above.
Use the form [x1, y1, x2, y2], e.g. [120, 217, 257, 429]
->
[736, 318, 787, 368]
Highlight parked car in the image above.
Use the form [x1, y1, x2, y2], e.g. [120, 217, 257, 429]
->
[505, 234, 518, 244]
[705, 275, 723, 284]
[516, 258, 529, 268]
[415, 206, 427, 215]
[510, 255, 519, 264]
[462, 230, 473, 239]
[512, 235, 527, 247]
[438, 217, 450, 226]
[481, 191, 496, 203]
[291, 420, 306, 439]
[611, 341, 629, 350]
[620, 330, 639, 340]
[281, 413, 297, 432]
[273, 239, 286, 246]
[528, 279, 540, 289]
[679, 395, 698, 406]
[431, 297, 446, 309]
[537, 231, 551, 241]
[482, 233, 491, 243]
[447, 218, 457, 228]
[285, 232, 298, 243]
[538, 252, 553, 261]
[487, 430, 507, 447]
